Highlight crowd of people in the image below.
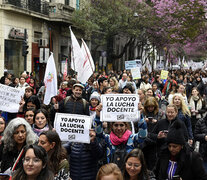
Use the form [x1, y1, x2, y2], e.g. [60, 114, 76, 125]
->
[1, 68, 207, 179]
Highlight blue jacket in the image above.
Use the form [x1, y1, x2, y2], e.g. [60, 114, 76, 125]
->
[94, 116, 147, 163]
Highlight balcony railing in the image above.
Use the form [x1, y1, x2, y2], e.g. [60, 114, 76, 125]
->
[2, 0, 49, 15]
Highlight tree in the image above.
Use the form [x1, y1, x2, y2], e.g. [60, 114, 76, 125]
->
[148, 0, 207, 63]
[71, 0, 154, 64]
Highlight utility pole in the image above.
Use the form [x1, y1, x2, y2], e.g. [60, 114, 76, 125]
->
[22, 29, 29, 71]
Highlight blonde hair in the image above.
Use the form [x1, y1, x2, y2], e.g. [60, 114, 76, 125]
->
[96, 163, 123, 180]
[110, 77, 119, 92]
[171, 93, 191, 116]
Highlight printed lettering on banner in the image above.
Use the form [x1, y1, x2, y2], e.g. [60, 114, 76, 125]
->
[54, 113, 91, 143]
[101, 94, 139, 122]
[0, 84, 24, 113]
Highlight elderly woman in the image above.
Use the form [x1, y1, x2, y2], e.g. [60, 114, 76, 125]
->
[0, 118, 37, 173]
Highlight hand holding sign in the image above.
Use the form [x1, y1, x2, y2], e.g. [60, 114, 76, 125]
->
[95, 103, 102, 117]
[89, 129, 96, 143]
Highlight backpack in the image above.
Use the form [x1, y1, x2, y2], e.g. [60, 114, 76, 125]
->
[111, 143, 127, 170]
[64, 96, 87, 114]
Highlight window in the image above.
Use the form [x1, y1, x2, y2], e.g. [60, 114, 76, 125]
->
[65, 0, 70, 5]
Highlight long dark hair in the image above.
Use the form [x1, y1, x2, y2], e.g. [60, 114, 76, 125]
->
[39, 131, 67, 174]
[123, 148, 149, 180]
[34, 109, 53, 130]
[12, 144, 54, 180]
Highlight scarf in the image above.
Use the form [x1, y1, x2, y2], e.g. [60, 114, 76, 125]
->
[189, 96, 202, 119]
[110, 130, 132, 146]
[33, 124, 49, 136]
[89, 106, 96, 111]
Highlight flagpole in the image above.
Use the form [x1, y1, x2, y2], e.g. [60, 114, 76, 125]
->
[81, 38, 94, 73]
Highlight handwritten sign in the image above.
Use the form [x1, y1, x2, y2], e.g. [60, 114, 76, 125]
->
[160, 70, 169, 80]
[101, 94, 139, 122]
[54, 113, 91, 143]
[0, 84, 24, 113]
[131, 67, 141, 80]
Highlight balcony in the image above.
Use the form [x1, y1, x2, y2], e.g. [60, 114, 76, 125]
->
[2, 0, 49, 16]
[49, 3, 74, 23]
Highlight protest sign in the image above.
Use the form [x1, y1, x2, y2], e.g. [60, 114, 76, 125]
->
[0, 84, 24, 113]
[101, 94, 139, 122]
[131, 67, 141, 80]
[125, 59, 142, 70]
[202, 78, 207, 84]
[54, 113, 91, 143]
[160, 70, 169, 80]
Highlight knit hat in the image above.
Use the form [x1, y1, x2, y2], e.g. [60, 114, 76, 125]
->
[166, 120, 186, 145]
[90, 92, 101, 102]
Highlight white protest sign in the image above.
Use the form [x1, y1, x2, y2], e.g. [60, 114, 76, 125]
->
[131, 67, 141, 80]
[0, 84, 24, 113]
[101, 94, 139, 122]
[125, 59, 142, 70]
[202, 78, 207, 84]
[54, 113, 91, 143]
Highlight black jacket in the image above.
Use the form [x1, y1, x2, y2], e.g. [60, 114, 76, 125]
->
[154, 145, 207, 180]
[151, 118, 188, 153]
[64, 140, 103, 180]
[59, 95, 89, 115]
[194, 116, 207, 161]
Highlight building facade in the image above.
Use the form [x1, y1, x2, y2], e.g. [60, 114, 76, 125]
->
[0, 0, 82, 82]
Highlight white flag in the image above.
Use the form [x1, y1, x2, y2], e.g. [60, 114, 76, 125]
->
[70, 27, 84, 73]
[70, 27, 94, 84]
[80, 39, 95, 83]
[43, 53, 57, 105]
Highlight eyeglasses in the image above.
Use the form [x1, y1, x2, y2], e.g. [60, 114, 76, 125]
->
[113, 124, 125, 128]
[126, 162, 142, 168]
[23, 157, 41, 164]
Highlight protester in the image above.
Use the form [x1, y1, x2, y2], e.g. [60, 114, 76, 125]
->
[109, 76, 119, 92]
[151, 104, 189, 155]
[98, 77, 109, 94]
[0, 118, 37, 173]
[24, 109, 35, 126]
[177, 84, 188, 105]
[38, 131, 69, 179]
[118, 73, 128, 90]
[12, 144, 54, 180]
[123, 148, 156, 180]
[58, 83, 89, 115]
[96, 163, 123, 180]
[142, 97, 165, 170]
[56, 81, 69, 102]
[32, 109, 53, 136]
[140, 75, 152, 91]
[171, 94, 193, 144]
[94, 105, 147, 170]
[15, 76, 29, 92]
[154, 121, 207, 180]
[0, 116, 6, 141]
[193, 76, 205, 97]
[89, 92, 101, 122]
[189, 87, 206, 132]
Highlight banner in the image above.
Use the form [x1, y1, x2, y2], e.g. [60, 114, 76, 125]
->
[54, 113, 91, 143]
[101, 94, 139, 122]
[0, 84, 24, 112]
[43, 53, 58, 105]
[131, 67, 141, 80]
[125, 59, 142, 70]
[160, 70, 169, 80]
